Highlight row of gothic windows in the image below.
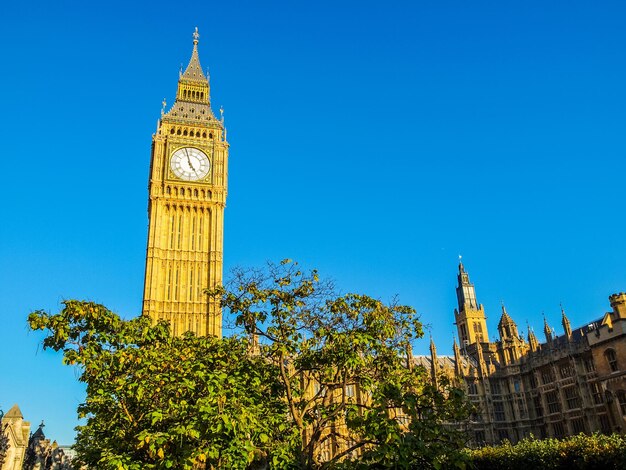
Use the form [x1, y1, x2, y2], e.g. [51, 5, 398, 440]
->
[183, 89, 205, 100]
[166, 210, 208, 251]
[164, 263, 204, 303]
[170, 127, 214, 138]
[165, 186, 212, 199]
[157, 313, 201, 338]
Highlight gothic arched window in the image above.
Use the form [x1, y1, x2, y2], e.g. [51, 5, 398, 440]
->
[605, 348, 618, 372]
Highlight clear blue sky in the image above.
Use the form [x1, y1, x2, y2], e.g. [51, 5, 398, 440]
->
[1, 0, 625, 444]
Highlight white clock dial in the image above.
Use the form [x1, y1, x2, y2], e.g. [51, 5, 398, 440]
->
[170, 147, 210, 181]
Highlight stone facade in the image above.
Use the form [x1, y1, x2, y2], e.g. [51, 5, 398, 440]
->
[427, 262, 626, 445]
[22, 423, 74, 470]
[142, 28, 228, 337]
[1, 408, 75, 470]
[1, 405, 30, 470]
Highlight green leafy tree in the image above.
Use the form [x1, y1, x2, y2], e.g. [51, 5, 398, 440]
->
[28, 302, 292, 470]
[29, 261, 470, 469]
[210, 260, 471, 469]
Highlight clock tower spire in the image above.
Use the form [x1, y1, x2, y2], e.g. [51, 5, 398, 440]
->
[453, 261, 489, 347]
[142, 28, 228, 337]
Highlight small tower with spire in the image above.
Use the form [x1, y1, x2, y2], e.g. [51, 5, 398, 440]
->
[543, 315, 553, 344]
[561, 304, 572, 340]
[454, 260, 489, 347]
[429, 336, 439, 388]
[453, 337, 464, 376]
[497, 304, 519, 340]
[496, 304, 526, 364]
[527, 324, 539, 352]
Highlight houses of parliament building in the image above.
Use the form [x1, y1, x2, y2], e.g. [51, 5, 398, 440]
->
[139, 30, 626, 448]
[423, 261, 626, 445]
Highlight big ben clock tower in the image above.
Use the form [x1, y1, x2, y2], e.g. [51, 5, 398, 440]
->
[142, 28, 227, 337]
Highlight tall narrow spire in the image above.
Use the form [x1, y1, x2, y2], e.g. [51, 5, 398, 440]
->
[182, 27, 208, 82]
[561, 304, 572, 340]
[498, 303, 518, 340]
[165, 27, 215, 121]
[429, 336, 438, 387]
[453, 337, 463, 376]
[527, 321, 539, 352]
[543, 314, 553, 343]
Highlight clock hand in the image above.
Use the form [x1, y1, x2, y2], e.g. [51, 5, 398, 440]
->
[184, 149, 196, 171]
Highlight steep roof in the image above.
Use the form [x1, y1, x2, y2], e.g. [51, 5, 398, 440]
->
[31, 422, 46, 441]
[498, 305, 516, 327]
[181, 27, 207, 83]
[4, 404, 23, 419]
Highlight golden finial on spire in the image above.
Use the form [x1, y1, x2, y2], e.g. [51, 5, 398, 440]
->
[193, 27, 200, 45]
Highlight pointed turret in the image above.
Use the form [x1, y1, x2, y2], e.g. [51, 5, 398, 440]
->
[561, 305, 572, 340]
[497, 304, 526, 364]
[527, 325, 539, 352]
[498, 304, 519, 340]
[543, 315, 553, 343]
[181, 27, 207, 82]
[453, 337, 463, 376]
[31, 421, 46, 441]
[429, 336, 439, 387]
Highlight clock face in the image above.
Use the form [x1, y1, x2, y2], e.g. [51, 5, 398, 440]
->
[170, 147, 210, 181]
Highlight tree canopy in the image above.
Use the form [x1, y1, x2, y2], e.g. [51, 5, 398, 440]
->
[29, 260, 470, 469]
[28, 302, 290, 469]
[211, 260, 470, 469]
